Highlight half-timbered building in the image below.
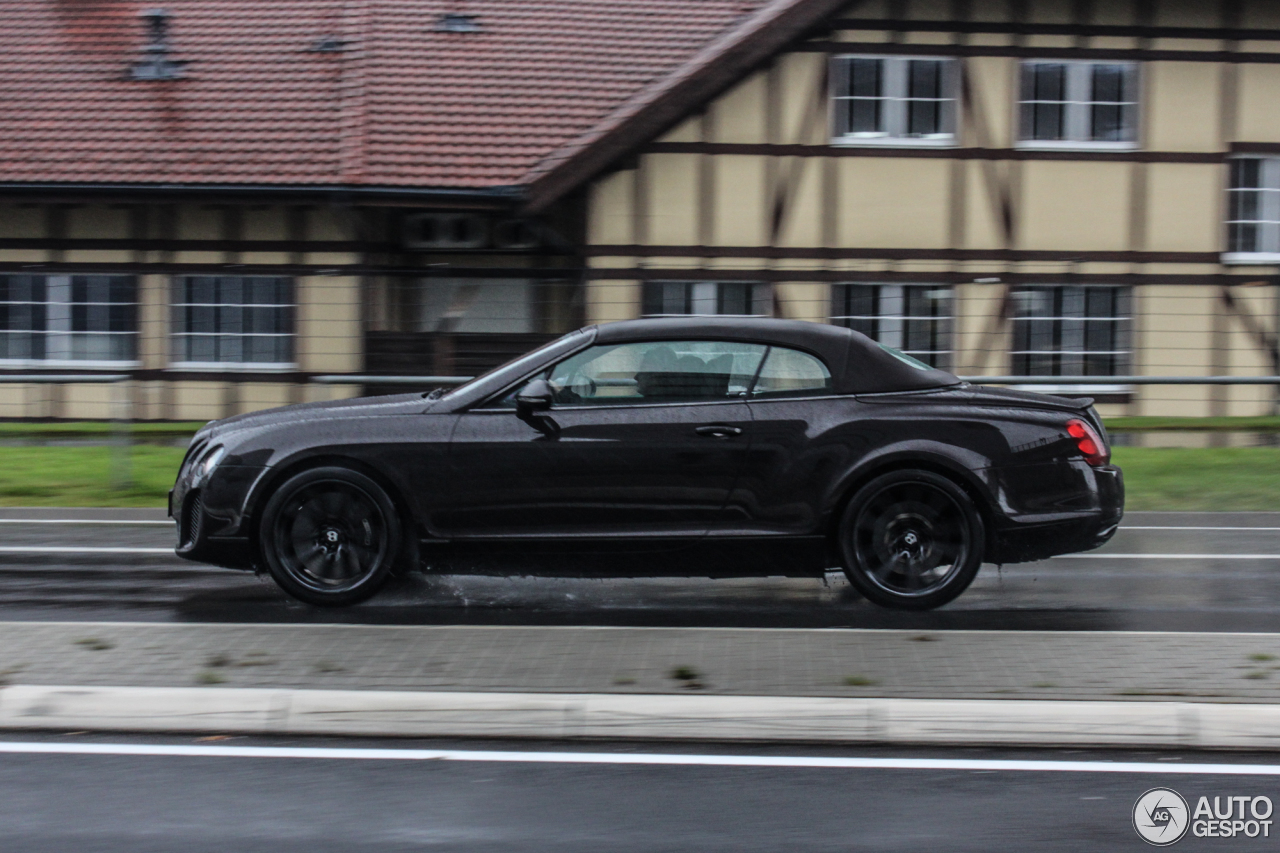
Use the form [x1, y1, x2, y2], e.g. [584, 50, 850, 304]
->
[2, 0, 1279, 420]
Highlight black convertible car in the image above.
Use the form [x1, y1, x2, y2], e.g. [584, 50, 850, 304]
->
[170, 317, 1123, 610]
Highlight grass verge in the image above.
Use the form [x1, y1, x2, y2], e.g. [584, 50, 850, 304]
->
[1106, 416, 1280, 432]
[0, 444, 1276, 511]
[0, 421, 206, 438]
[1111, 446, 1280, 511]
[0, 445, 186, 507]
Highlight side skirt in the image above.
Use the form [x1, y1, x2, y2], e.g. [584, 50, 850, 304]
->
[422, 536, 830, 578]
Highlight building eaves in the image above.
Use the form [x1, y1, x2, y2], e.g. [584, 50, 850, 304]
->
[520, 0, 859, 213]
[0, 182, 524, 206]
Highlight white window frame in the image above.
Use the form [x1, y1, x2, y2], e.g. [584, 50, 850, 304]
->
[1017, 60, 1140, 151]
[1009, 285, 1132, 395]
[642, 281, 772, 318]
[170, 275, 295, 370]
[830, 55, 959, 148]
[1223, 156, 1280, 265]
[830, 283, 954, 369]
[0, 274, 139, 368]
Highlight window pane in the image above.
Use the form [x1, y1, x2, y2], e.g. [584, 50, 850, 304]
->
[906, 60, 942, 136]
[1, 274, 134, 363]
[752, 347, 833, 398]
[850, 98, 880, 134]
[1232, 158, 1262, 190]
[643, 282, 767, 317]
[174, 276, 294, 364]
[1091, 103, 1123, 141]
[1091, 64, 1126, 104]
[1230, 222, 1259, 254]
[1032, 63, 1066, 100]
[1024, 64, 1066, 141]
[832, 283, 952, 368]
[1011, 286, 1129, 377]
[547, 340, 767, 405]
[849, 58, 882, 98]
[1033, 101, 1063, 140]
[847, 58, 883, 133]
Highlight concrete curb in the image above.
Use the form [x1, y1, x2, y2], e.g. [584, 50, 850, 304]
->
[5, 685, 1280, 748]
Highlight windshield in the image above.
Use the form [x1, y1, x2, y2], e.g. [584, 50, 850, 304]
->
[877, 342, 934, 371]
[440, 329, 589, 399]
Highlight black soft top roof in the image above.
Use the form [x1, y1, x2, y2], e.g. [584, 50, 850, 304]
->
[595, 317, 960, 395]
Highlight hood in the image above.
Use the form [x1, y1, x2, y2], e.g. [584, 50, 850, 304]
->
[198, 393, 433, 441]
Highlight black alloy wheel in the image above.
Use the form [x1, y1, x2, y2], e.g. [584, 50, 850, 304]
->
[259, 466, 401, 607]
[838, 469, 984, 610]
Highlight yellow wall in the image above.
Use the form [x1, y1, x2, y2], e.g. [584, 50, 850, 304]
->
[580, 0, 1280, 416]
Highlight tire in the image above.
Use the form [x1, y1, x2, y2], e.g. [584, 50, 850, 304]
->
[838, 469, 985, 611]
[259, 466, 401, 607]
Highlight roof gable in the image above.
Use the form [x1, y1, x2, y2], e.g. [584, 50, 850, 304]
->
[521, 0, 858, 211]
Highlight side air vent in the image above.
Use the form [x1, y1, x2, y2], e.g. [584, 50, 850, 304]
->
[180, 491, 203, 548]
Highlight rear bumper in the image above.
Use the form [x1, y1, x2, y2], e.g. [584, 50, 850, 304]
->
[987, 464, 1124, 564]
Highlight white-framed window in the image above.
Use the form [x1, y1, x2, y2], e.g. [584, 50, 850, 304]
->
[831, 55, 958, 146]
[1010, 286, 1131, 379]
[171, 276, 294, 367]
[1018, 61, 1139, 149]
[642, 281, 772, 317]
[830, 283, 953, 369]
[0, 274, 137, 365]
[1225, 157, 1280, 264]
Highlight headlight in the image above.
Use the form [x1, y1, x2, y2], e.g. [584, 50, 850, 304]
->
[197, 445, 226, 478]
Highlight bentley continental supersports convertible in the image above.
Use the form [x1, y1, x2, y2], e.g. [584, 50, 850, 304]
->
[170, 317, 1124, 610]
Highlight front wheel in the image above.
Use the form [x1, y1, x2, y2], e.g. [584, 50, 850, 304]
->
[838, 469, 984, 611]
[259, 466, 401, 607]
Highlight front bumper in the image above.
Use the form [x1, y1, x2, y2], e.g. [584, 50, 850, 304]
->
[169, 464, 264, 570]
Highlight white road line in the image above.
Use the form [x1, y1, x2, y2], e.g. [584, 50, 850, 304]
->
[1055, 553, 1280, 560]
[1, 741, 1279, 774]
[0, 519, 171, 526]
[0, 547, 172, 555]
[1124, 526, 1280, 532]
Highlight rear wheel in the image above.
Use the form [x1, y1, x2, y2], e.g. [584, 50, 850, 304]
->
[259, 466, 401, 607]
[838, 469, 984, 611]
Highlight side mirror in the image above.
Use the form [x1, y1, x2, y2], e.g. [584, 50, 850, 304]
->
[515, 378, 553, 414]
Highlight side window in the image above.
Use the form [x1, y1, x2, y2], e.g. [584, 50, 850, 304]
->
[751, 347, 832, 398]
[545, 340, 767, 405]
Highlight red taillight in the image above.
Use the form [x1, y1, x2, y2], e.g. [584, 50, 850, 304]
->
[1066, 418, 1109, 466]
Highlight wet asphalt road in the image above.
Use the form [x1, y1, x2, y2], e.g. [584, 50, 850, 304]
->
[0, 734, 1277, 852]
[0, 511, 1278, 631]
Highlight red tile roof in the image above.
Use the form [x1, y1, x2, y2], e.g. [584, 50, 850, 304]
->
[0, 1, 764, 189]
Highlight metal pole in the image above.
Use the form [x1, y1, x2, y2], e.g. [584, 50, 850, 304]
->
[109, 379, 131, 491]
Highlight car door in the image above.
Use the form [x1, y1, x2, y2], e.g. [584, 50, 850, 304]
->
[440, 339, 766, 539]
[729, 344, 855, 535]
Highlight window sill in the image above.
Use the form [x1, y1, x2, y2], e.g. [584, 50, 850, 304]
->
[1222, 253, 1280, 266]
[0, 360, 140, 370]
[1012, 382, 1131, 395]
[1014, 140, 1140, 152]
[168, 363, 297, 373]
[1012, 383, 1132, 405]
[831, 136, 957, 149]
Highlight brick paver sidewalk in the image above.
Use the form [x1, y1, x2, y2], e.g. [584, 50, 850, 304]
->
[1, 622, 1278, 702]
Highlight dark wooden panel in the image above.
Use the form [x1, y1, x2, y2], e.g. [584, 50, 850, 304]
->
[364, 331, 557, 384]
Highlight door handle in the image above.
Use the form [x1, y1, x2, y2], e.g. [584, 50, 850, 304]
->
[695, 424, 743, 438]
